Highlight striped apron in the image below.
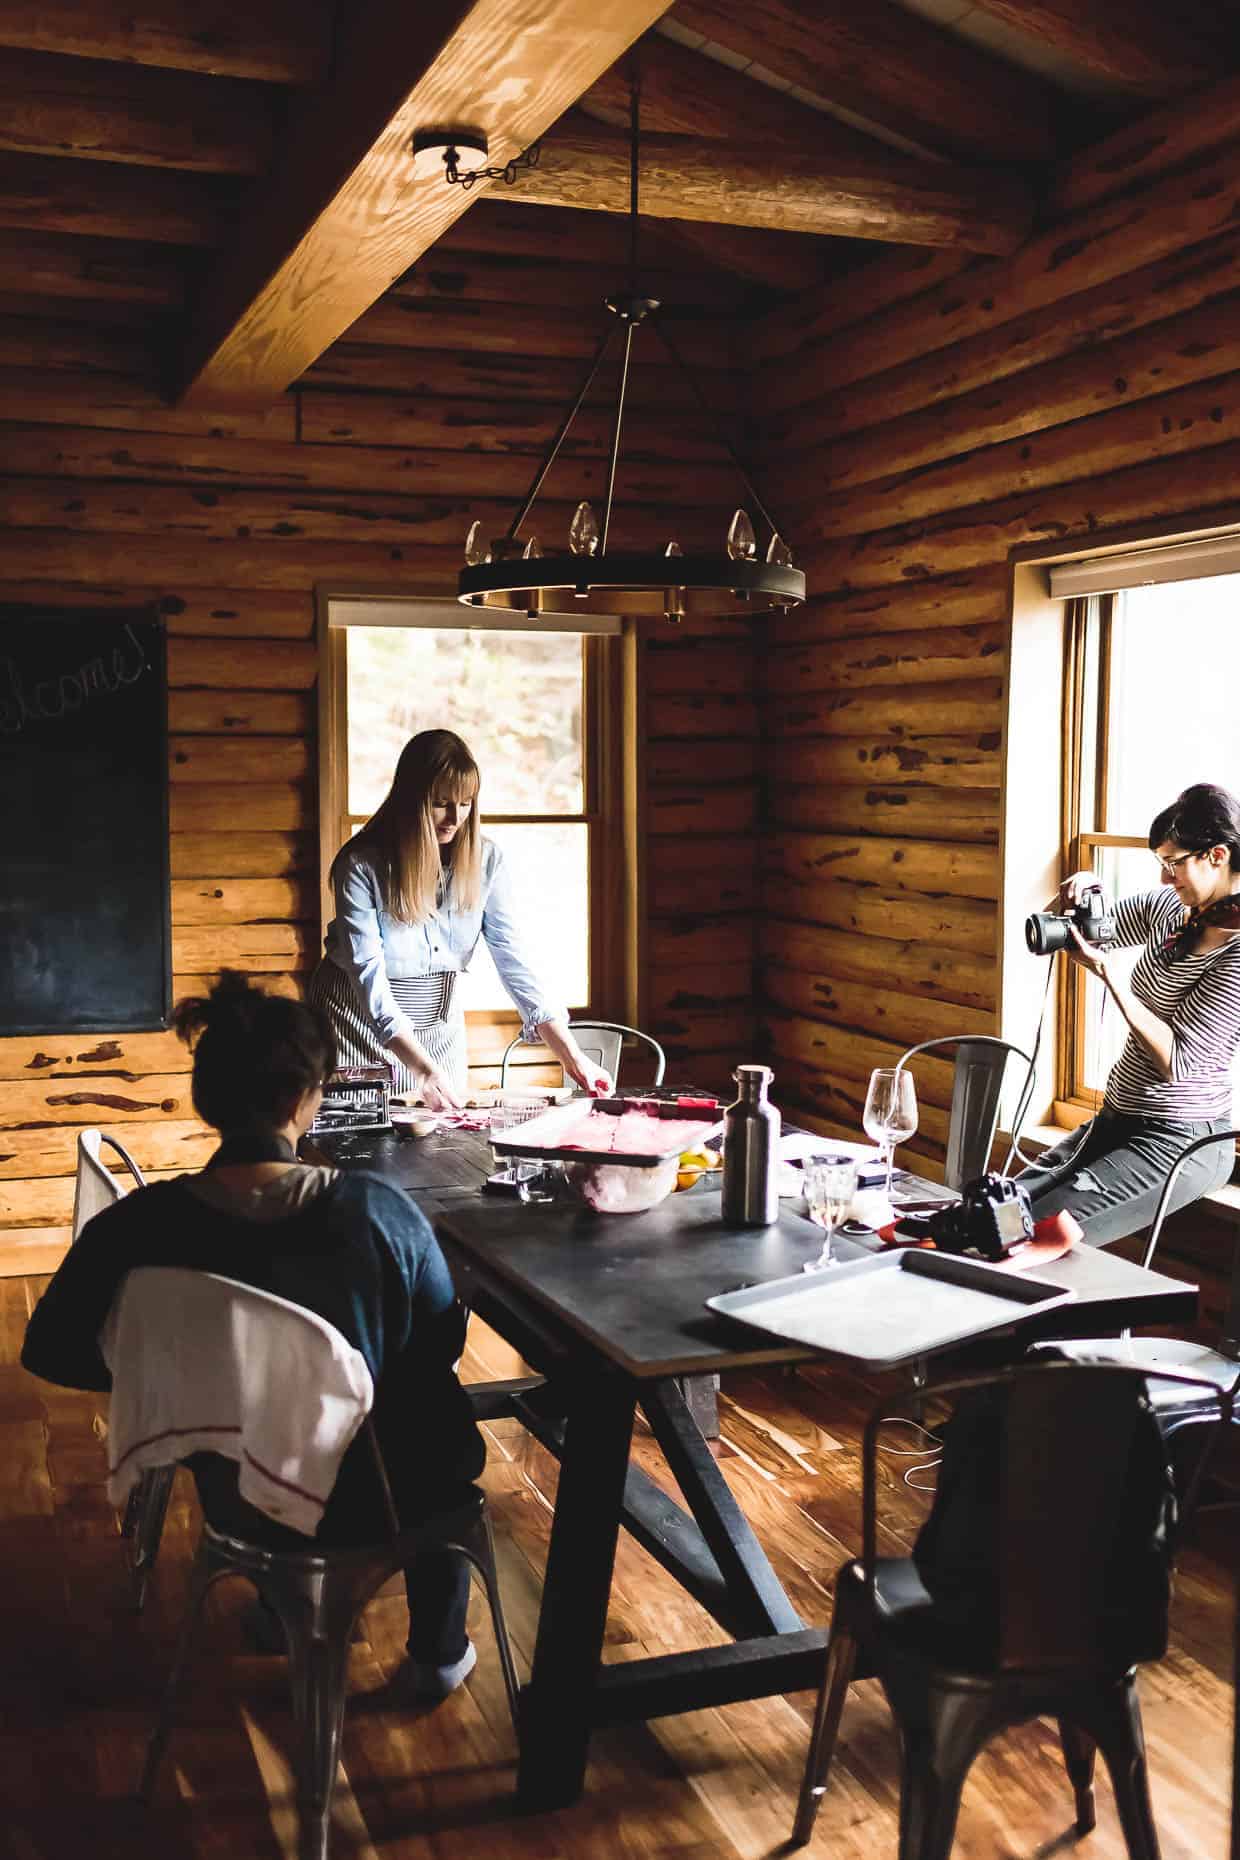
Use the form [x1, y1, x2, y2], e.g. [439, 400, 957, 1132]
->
[306, 958, 467, 1096]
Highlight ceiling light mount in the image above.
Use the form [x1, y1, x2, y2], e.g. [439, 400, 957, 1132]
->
[410, 127, 540, 189]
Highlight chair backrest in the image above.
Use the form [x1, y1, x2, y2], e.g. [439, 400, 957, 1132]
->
[895, 1036, 1033, 1190]
[499, 1020, 667, 1090]
[73, 1128, 146, 1241]
[101, 1268, 376, 1535]
[868, 1362, 1225, 1673]
[1136, 1126, 1240, 1357]
[945, 1041, 1011, 1189]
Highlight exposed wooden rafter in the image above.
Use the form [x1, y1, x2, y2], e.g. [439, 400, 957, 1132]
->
[0, 151, 229, 245]
[1053, 73, 1240, 216]
[499, 123, 1034, 255]
[581, 27, 877, 156]
[0, 48, 274, 174]
[964, 0, 1240, 94]
[0, 0, 332, 83]
[177, 0, 676, 409]
[668, 0, 1058, 162]
[650, 220, 840, 295]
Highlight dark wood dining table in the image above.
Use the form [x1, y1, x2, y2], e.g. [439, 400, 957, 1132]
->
[309, 1120, 1198, 1810]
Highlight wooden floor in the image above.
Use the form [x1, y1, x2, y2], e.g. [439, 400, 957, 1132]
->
[1, 1271, 1234, 1860]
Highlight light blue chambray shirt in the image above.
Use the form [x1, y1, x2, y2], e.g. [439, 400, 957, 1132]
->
[323, 836, 564, 1047]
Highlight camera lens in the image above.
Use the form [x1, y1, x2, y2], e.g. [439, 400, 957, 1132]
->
[1025, 911, 1069, 955]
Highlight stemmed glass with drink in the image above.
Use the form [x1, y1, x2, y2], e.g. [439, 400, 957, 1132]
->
[863, 1067, 918, 1202]
[802, 1158, 858, 1272]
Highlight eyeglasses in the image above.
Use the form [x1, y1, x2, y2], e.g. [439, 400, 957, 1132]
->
[1154, 851, 1198, 878]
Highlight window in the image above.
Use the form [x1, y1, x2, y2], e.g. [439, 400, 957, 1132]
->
[1061, 576, 1240, 1109]
[319, 598, 629, 1059]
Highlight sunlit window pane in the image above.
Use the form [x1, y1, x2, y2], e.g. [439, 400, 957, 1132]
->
[456, 823, 590, 1013]
[345, 627, 584, 818]
[1106, 579, 1240, 832]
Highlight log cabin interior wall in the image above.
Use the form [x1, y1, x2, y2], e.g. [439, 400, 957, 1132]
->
[751, 93, 1240, 1176]
[0, 212, 761, 1270]
[6, 1, 1240, 1264]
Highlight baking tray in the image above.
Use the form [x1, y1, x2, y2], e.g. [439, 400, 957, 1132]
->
[490, 1100, 722, 1168]
[705, 1249, 1076, 1372]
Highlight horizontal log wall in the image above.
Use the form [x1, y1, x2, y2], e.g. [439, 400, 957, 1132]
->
[0, 220, 752, 1271]
[752, 130, 1240, 1172]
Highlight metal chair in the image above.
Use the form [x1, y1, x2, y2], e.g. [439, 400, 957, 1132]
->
[896, 1035, 1036, 1189]
[72, 1129, 175, 1609]
[1032, 1127, 1240, 1481]
[111, 1269, 519, 1860]
[499, 1019, 666, 1092]
[792, 1361, 1228, 1859]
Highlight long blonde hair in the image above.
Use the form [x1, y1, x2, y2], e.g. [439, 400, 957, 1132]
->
[335, 729, 482, 923]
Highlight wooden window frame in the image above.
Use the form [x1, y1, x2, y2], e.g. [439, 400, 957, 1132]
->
[316, 593, 634, 1065]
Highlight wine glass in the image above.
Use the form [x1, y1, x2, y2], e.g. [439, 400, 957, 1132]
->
[802, 1158, 857, 1272]
[863, 1067, 918, 1201]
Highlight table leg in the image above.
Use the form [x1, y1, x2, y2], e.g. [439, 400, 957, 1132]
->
[518, 1376, 636, 1811]
[641, 1378, 801, 1637]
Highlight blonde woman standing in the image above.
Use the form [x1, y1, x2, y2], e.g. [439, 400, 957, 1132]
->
[308, 729, 610, 1111]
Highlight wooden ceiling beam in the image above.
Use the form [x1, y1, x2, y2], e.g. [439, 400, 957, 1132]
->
[0, 0, 332, 83]
[498, 125, 1034, 255]
[0, 49, 274, 174]
[0, 151, 229, 245]
[581, 27, 875, 156]
[648, 219, 841, 296]
[667, 0, 1058, 163]
[963, 0, 1239, 93]
[0, 229, 187, 307]
[1053, 73, 1240, 217]
[177, 0, 676, 408]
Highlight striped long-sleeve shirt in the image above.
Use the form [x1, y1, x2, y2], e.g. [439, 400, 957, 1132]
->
[1103, 888, 1240, 1121]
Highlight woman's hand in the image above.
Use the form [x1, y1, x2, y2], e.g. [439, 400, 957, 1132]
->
[535, 1019, 613, 1096]
[1058, 869, 1099, 909]
[1065, 923, 1111, 980]
[389, 1032, 463, 1111]
[562, 1051, 614, 1096]
[416, 1065, 463, 1112]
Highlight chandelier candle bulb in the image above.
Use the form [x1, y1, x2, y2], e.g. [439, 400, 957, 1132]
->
[464, 521, 488, 566]
[569, 501, 600, 556]
[727, 509, 757, 562]
[766, 533, 793, 567]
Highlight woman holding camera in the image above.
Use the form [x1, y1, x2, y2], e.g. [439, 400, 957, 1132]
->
[1017, 783, 1240, 1246]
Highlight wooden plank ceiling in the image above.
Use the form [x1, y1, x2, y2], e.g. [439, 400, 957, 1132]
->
[1, 0, 1239, 405]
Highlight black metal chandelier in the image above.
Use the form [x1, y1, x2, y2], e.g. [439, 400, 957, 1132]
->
[431, 80, 806, 624]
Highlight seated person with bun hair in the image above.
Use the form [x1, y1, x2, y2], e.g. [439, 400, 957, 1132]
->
[1018, 782, 1240, 1247]
[22, 972, 486, 1698]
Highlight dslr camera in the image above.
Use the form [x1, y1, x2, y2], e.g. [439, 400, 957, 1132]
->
[897, 1172, 1036, 1262]
[1025, 881, 1116, 957]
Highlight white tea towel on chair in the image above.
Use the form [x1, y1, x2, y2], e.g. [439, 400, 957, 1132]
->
[101, 1268, 374, 1535]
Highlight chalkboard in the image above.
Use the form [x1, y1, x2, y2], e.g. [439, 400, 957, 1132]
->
[0, 606, 170, 1035]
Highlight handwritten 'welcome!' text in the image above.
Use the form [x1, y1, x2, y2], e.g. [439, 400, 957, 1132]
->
[0, 623, 148, 733]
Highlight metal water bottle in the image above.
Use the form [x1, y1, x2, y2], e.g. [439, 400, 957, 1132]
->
[721, 1064, 780, 1226]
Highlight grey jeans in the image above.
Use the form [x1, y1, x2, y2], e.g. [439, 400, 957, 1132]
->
[1014, 1109, 1235, 1249]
